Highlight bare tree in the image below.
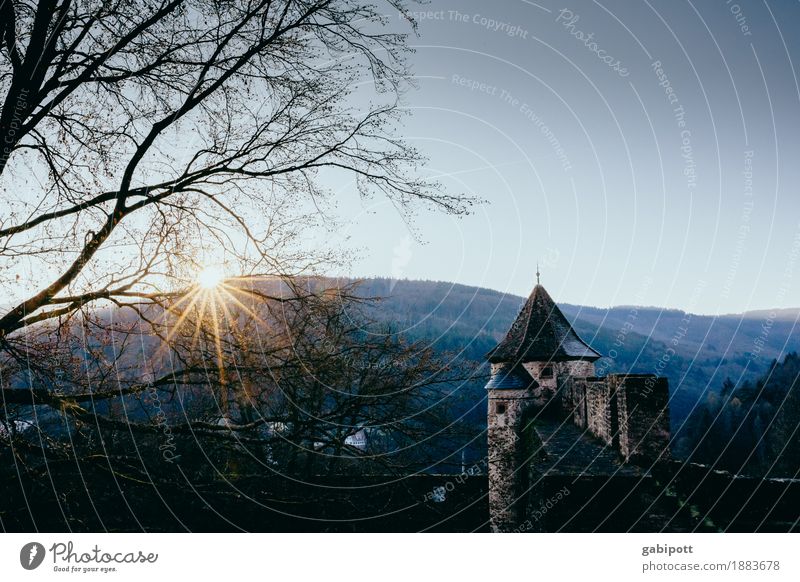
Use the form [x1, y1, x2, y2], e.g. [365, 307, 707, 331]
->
[0, 2, 476, 522]
[0, 277, 473, 485]
[0, 0, 469, 341]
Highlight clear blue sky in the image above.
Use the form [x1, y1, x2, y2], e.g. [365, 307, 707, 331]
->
[326, 0, 800, 315]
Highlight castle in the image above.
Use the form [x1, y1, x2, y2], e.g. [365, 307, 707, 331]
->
[485, 276, 671, 532]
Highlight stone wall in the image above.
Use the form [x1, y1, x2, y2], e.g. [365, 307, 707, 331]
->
[558, 373, 670, 463]
[585, 381, 615, 446]
[528, 360, 597, 400]
[522, 361, 557, 395]
[558, 375, 582, 427]
[487, 388, 535, 532]
[562, 360, 595, 378]
[611, 375, 670, 462]
[489, 370, 671, 532]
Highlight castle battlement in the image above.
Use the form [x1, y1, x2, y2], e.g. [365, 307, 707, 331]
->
[559, 373, 670, 462]
[485, 281, 670, 532]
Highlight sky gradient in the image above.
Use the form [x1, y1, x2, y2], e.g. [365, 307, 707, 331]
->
[325, 0, 800, 315]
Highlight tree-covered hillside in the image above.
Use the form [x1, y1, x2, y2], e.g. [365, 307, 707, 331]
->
[678, 352, 800, 477]
[352, 277, 800, 442]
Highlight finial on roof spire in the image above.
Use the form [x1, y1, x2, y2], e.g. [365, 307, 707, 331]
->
[536, 263, 540, 286]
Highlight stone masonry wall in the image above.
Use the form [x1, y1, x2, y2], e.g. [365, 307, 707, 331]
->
[558, 374, 670, 463]
[611, 375, 671, 462]
[558, 375, 582, 428]
[487, 388, 535, 532]
[562, 360, 595, 378]
[490, 371, 671, 532]
[585, 381, 614, 446]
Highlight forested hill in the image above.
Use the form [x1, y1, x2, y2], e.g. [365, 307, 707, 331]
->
[680, 351, 800, 477]
[348, 277, 800, 433]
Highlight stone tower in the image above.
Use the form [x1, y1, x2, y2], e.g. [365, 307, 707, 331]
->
[485, 280, 601, 532]
[485, 362, 538, 532]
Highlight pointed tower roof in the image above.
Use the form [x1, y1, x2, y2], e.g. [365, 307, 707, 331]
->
[487, 284, 601, 363]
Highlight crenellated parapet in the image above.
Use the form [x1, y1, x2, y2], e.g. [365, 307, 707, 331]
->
[559, 373, 670, 463]
[485, 280, 671, 532]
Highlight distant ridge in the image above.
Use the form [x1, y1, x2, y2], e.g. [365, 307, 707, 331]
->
[339, 277, 800, 431]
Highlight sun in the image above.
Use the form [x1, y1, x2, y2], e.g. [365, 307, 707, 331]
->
[196, 265, 225, 289]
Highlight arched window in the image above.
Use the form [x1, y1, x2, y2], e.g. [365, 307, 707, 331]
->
[541, 366, 553, 378]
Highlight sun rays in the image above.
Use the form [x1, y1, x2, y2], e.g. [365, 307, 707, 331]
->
[151, 267, 275, 415]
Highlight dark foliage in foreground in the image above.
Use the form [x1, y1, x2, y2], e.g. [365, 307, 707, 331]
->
[680, 352, 800, 478]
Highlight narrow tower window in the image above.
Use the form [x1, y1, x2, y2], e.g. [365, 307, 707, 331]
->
[541, 366, 553, 378]
[496, 403, 506, 415]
